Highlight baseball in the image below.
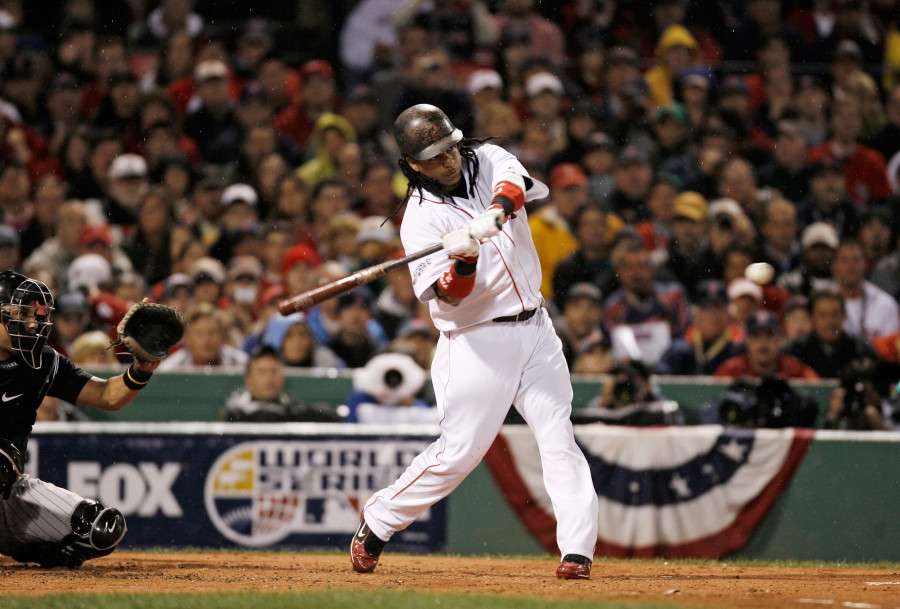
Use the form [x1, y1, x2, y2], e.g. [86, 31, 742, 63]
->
[745, 262, 775, 285]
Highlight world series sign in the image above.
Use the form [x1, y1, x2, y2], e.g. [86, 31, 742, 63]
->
[29, 423, 445, 553]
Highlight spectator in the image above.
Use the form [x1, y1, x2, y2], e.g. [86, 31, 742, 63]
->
[327, 288, 382, 368]
[262, 313, 345, 369]
[657, 279, 745, 375]
[757, 120, 814, 204]
[727, 278, 763, 327]
[857, 206, 895, 270]
[778, 222, 841, 298]
[529, 162, 588, 299]
[645, 24, 702, 108]
[100, 153, 149, 231]
[604, 240, 691, 365]
[578, 361, 683, 426]
[222, 255, 265, 345]
[209, 183, 260, 263]
[159, 302, 248, 369]
[0, 159, 32, 231]
[552, 204, 621, 311]
[714, 309, 820, 380]
[47, 291, 92, 359]
[390, 318, 439, 371]
[275, 59, 340, 150]
[355, 158, 403, 223]
[493, 0, 566, 66]
[0, 226, 19, 272]
[522, 71, 568, 155]
[793, 74, 830, 147]
[555, 282, 605, 369]
[189, 256, 226, 308]
[123, 187, 182, 285]
[783, 289, 879, 378]
[297, 112, 357, 188]
[661, 190, 714, 299]
[650, 103, 691, 170]
[345, 352, 437, 424]
[758, 194, 801, 277]
[392, 0, 498, 63]
[808, 96, 891, 207]
[223, 345, 338, 422]
[831, 239, 900, 340]
[23, 199, 88, 277]
[184, 60, 238, 161]
[866, 83, 900, 162]
[571, 327, 616, 375]
[871, 220, 900, 301]
[608, 145, 654, 224]
[824, 357, 892, 430]
[282, 244, 323, 299]
[781, 294, 812, 340]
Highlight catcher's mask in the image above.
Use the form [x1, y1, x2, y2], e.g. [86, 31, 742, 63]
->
[393, 104, 463, 161]
[0, 271, 54, 369]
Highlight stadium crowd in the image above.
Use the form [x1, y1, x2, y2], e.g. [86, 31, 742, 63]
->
[3, 0, 900, 428]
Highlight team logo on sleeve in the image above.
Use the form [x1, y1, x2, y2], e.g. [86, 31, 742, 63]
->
[412, 258, 432, 286]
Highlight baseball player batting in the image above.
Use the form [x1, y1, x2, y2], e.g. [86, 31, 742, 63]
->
[350, 104, 599, 579]
[0, 271, 181, 568]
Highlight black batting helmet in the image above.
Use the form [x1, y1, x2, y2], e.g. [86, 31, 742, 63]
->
[393, 104, 463, 161]
[0, 270, 54, 369]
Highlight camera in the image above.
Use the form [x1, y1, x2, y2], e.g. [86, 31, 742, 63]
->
[838, 357, 884, 421]
[718, 377, 818, 428]
[610, 362, 649, 407]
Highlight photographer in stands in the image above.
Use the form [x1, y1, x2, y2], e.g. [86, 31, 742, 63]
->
[575, 361, 683, 425]
[825, 357, 896, 431]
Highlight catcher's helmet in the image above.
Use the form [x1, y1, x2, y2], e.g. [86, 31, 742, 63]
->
[393, 104, 463, 161]
[0, 270, 54, 369]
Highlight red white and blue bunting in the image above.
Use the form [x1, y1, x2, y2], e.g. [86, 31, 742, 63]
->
[484, 425, 813, 559]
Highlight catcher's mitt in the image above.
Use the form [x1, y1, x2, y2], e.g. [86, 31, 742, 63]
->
[0, 437, 23, 500]
[113, 299, 184, 363]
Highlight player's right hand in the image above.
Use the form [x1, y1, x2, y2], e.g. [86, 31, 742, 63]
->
[442, 227, 479, 261]
[468, 206, 505, 242]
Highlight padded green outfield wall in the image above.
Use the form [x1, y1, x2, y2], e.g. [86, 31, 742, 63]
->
[73, 370, 898, 561]
[82, 369, 837, 426]
[448, 431, 900, 562]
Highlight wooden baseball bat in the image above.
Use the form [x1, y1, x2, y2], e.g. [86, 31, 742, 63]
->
[278, 243, 444, 314]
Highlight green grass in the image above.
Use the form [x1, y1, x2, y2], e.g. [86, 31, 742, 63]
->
[0, 592, 687, 609]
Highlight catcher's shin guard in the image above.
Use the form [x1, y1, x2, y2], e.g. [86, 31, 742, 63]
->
[13, 500, 127, 568]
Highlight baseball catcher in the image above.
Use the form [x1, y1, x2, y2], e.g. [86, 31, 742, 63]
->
[0, 271, 183, 568]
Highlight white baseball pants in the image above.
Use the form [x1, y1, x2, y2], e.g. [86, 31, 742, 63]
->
[363, 308, 599, 559]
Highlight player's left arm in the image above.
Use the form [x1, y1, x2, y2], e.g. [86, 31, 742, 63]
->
[75, 359, 161, 411]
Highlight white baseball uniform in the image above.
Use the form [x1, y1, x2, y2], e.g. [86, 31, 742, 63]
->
[362, 143, 599, 559]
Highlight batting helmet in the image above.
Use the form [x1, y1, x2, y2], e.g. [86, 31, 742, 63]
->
[393, 104, 463, 161]
[0, 270, 54, 369]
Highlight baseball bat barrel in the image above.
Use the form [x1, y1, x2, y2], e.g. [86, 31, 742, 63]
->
[277, 243, 444, 315]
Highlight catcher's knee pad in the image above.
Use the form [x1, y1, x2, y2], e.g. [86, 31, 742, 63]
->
[21, 500, 128, 568]
[71, 499, 127, 554]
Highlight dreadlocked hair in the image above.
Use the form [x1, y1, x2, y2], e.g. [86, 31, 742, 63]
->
[383, 137, 499, 225]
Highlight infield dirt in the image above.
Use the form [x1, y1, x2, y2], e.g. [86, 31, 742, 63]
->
[2, 551, 900, 609]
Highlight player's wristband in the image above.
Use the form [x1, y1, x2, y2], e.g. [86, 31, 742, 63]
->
[491, 173, 526, 214]
[123, 363, 153, 390]
[437, 264, 477, 299]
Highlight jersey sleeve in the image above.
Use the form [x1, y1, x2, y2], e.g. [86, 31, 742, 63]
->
[400, 203, 455, 303]
[480, 143, 549, 202]
[47, 350, 94, 403]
